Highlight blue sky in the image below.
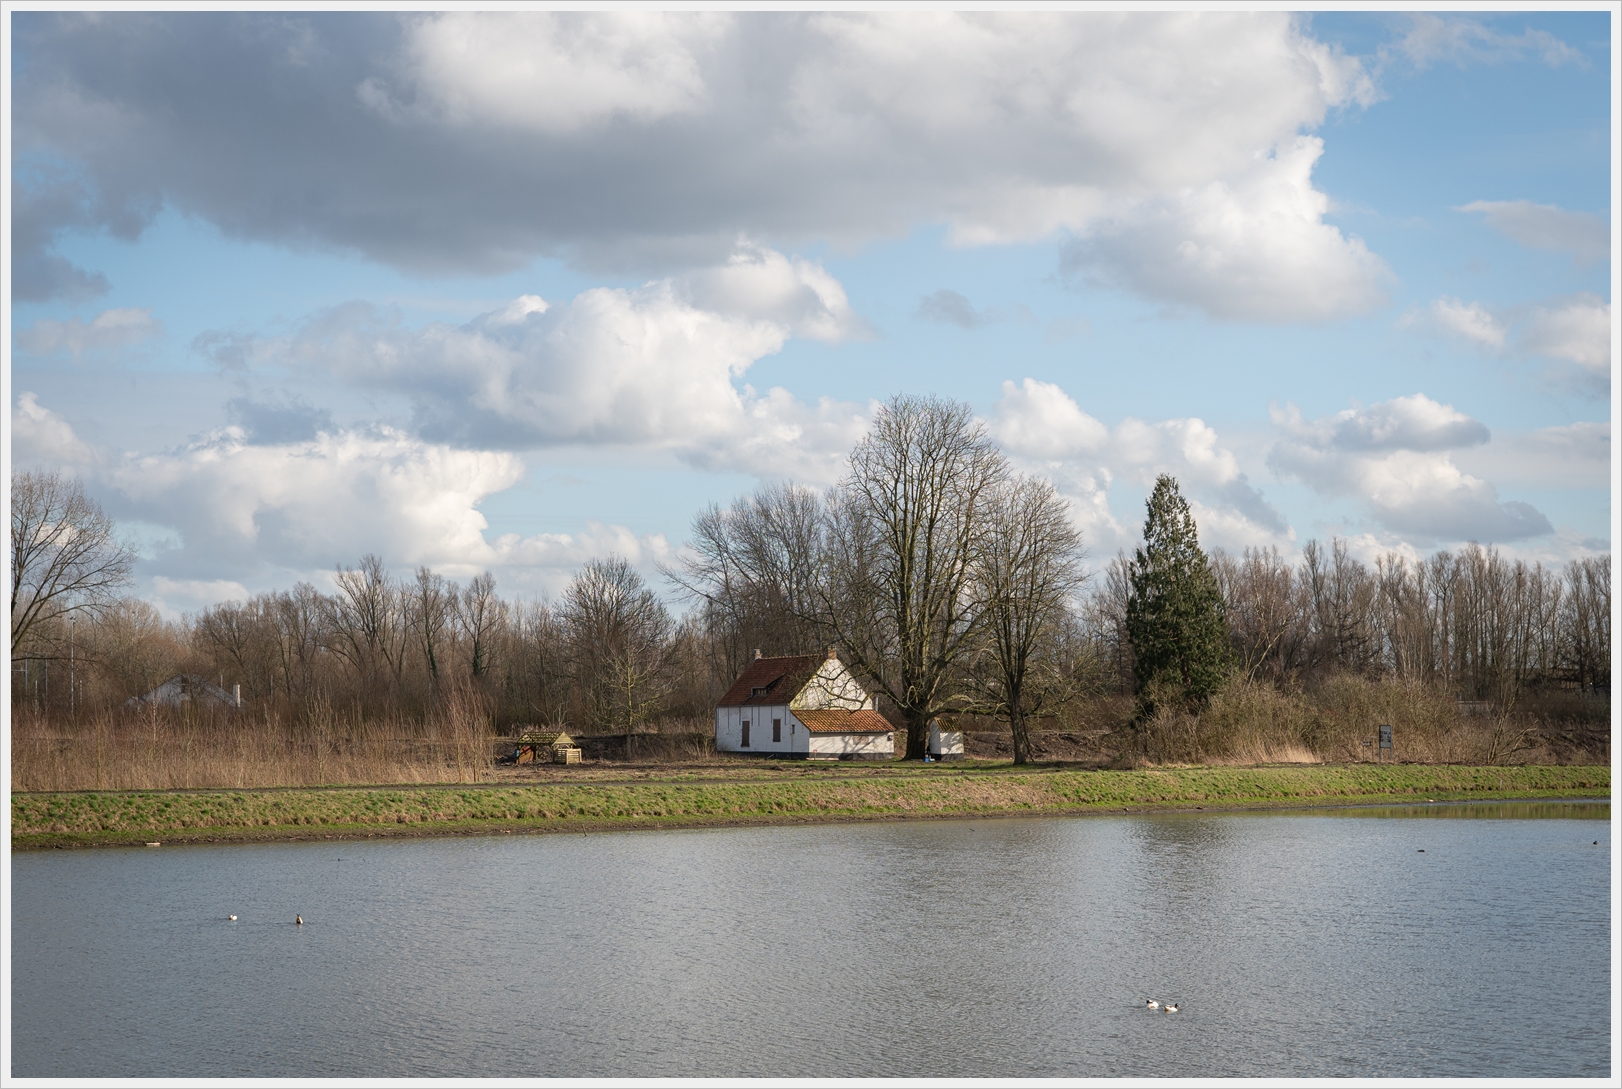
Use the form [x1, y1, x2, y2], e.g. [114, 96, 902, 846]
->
[8, 10, 1615, 615]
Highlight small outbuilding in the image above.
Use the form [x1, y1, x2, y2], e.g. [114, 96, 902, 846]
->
[128, 674, 241, 709]
[928, 720, 964, 761]
[516, 730, 582, 765]
[715, 648, 894, 760]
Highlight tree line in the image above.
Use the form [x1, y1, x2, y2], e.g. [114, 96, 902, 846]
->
[11, 396, 1611, 763]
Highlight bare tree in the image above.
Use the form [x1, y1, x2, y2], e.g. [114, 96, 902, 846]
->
[664, 482, 828, 687]
[409, 567, 457, 684]
[325, 554, 409, 688]
[456, 571, 507, 678]
[963, 475, 1087, 764]
[10, 471, 138, 659]
[561, 556, 676, 744]
[823, 394, 1008, 759]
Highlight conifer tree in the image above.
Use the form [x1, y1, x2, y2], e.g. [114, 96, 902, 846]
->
[1125, 475, 1231, 711]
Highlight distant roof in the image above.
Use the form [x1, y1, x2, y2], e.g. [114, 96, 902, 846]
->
[795, 708, 893, 735]
[716, 654, 819, 707]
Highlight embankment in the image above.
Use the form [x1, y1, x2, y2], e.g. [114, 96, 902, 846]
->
[12, 764, 1608, 850]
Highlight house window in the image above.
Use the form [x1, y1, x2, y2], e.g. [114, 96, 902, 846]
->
[741, 720, 750, 748]
[773, 718, 782, 742]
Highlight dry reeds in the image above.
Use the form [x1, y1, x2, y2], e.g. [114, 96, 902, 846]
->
[1127, 673, 1598, 768]
[11, 692, 497, 793]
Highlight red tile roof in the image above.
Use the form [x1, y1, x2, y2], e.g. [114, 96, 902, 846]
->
[794, 708, 894, 734]
[717, 655, 820, 707]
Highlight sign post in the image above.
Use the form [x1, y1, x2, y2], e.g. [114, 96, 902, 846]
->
[1378, 724, 1393, 762]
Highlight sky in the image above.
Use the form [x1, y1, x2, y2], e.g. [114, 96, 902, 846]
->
[7, 9, 1617, 617]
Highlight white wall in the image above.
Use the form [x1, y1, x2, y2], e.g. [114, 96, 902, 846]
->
[806, 729, 895, 758]
[793, 658, 874, 711]
[714, 704, 807, 754]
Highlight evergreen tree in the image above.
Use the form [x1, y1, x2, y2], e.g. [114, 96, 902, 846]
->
[1125, 475, 1231, 711]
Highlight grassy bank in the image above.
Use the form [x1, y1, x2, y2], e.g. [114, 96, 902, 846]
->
[12, 763, 1608, 850]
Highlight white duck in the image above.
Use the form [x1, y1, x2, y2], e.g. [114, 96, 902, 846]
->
[1145, 999, 1159, 1010]
[1164, 1003, 1180, 1013]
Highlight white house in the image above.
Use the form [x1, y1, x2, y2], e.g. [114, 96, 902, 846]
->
[715, 649, 894, 759]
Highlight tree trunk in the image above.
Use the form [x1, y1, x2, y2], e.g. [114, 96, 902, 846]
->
[905, 713, 929, 760]
[1010, 706, 1030, 765]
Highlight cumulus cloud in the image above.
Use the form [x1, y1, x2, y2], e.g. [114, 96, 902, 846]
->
[992, 378, 1290, 555]
[104, 426, 527, 578]
[1412, 292, 1611, 394]
[1269, 395, 1552, 543]
[1521, 295, 1611, 373]
[12, 391, 96, 465]
[1459, 199, 1609, 265]
[1058, 137, 1390, 322]
[16, 307, 163, 358]
[196, 248, 872, 483]
[12, 393, 677, 599]
[360, 12, 726, 133]
[1425, 296, 1507, 351]
[15, 12, 1377, 319]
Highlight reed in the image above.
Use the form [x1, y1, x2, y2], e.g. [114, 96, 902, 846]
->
[10, 695, 496, 792]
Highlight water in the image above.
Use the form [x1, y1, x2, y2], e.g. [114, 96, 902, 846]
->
[10, 801, 1611, 1077]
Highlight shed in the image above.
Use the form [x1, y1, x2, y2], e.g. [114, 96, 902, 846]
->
[928, 720, 964, 761]
[714, 648, 894, 760]
[516, 730, 582, 765]
[128, 674, 241, 710]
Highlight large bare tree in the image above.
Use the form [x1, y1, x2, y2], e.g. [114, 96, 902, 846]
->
[823, 394, 1008, 759]
[963, 475, 1087, 763]
[10, 471, 137, 658]
[562, 555, 675, 742]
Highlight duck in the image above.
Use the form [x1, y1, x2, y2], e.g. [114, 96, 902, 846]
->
[295, 915, 303, 926]
[1145, 999, 1159, 1010]
[1164, 1003, 1180, 1013]
[228, 915, 237, 921]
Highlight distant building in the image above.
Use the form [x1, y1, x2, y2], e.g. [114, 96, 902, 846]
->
[928, 720, 964, 761]
[128, 674, 241, 709]
[715, 648, 894, 759]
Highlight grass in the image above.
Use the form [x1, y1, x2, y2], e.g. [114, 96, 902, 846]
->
[12, 763, 1608, 850]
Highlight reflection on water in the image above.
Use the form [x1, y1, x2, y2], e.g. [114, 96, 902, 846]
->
[11, 801, 1610, 1078]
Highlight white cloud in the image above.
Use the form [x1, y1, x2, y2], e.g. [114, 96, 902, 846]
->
[15, 307, 162, 358]
[362, 12, 726, 134]
[148, 576, 254, 618]
[1393, 14, 1583, 70]
[11, 392, 96, 465]
[1521, 295, 1611, 372]
[1454, 421, 1609, 490]
[1459, 199, 1609, 264]
[1059, 137, 1390, 322]
[1269, 395, 1552, 543]
[1412, 292, 1611, 395]
[916, 289, 996, 330]
[1427, 296, 1507, 351]
[992, 378, 1290, 556]
[208, 247, 872, 482]
[105, 426, 527, 577]
[993, 379, 1108, 460]
[19, 13, 1382, 321]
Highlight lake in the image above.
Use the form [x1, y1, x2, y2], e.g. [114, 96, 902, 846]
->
[10, 801, 1611, 1077]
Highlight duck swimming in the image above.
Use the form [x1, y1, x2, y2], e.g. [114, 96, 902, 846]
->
[1164, 1003, 1180, 1013]
[228, 915, 237, 921]
[1145, 999, 1159, 1009]
[296, 915, 303, 926]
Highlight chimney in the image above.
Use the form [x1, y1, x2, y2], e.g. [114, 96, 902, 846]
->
[753, 648, 762, 660]
[827, 645, 838, 661]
